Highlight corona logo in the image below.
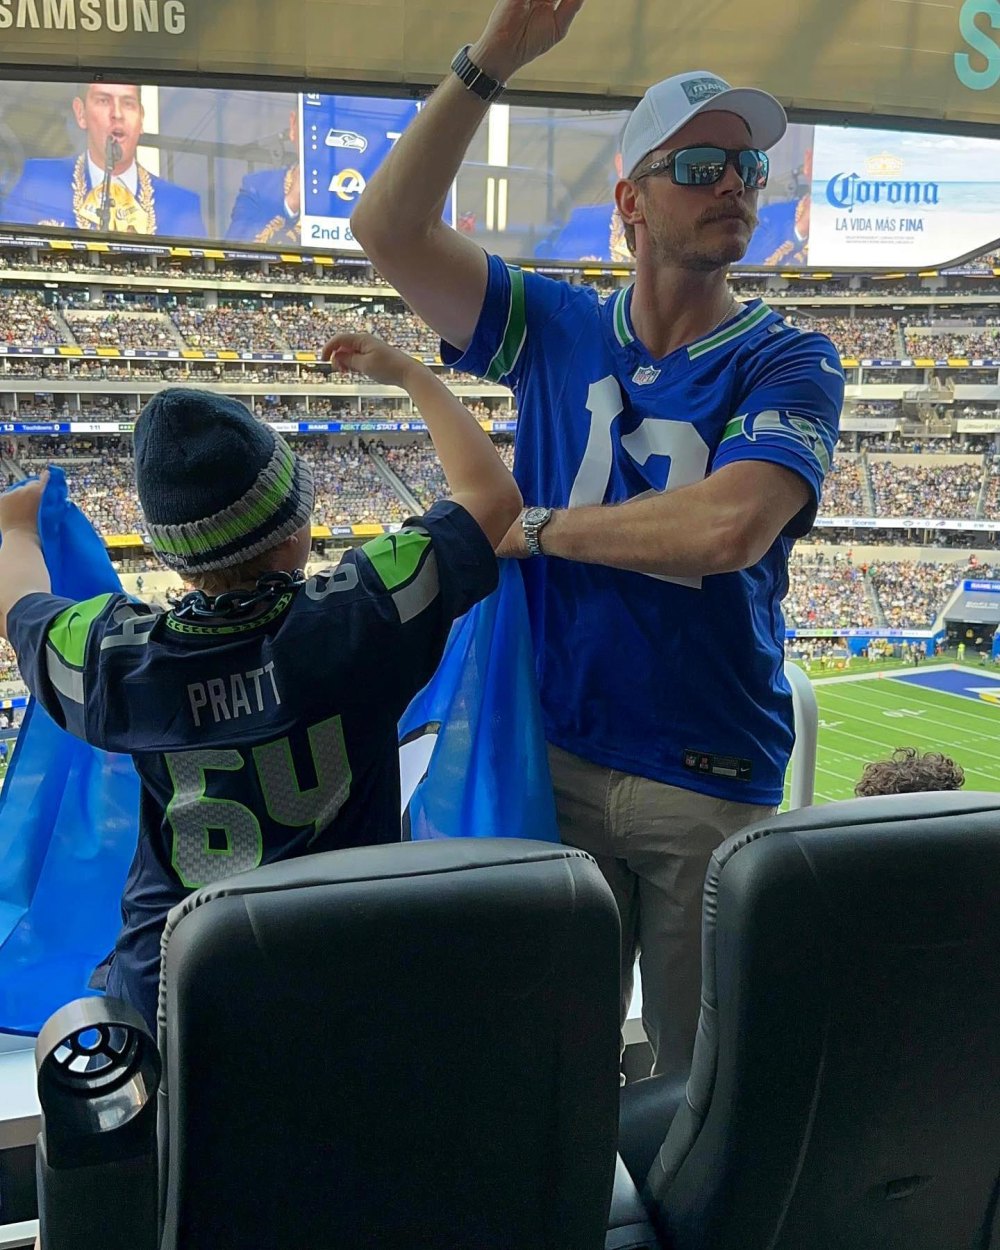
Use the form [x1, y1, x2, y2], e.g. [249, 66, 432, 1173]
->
[864, 152, 905, 177]
[825, 171, 940, 212]
[329, 168, 366, 202]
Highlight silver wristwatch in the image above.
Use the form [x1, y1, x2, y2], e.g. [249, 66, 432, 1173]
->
[522, 506, 553, 557]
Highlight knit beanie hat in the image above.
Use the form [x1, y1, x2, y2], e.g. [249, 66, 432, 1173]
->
[134, 388, 314, 575]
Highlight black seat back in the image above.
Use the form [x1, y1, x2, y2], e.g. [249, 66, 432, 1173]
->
[157, 838, 621, 1249]
[646, 794, 1000, 1250]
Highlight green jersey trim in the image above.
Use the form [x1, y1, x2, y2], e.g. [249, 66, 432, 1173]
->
[165, 593, 294, 636]
[688, 302, 771, 360]
[47, 594, 114, 667]
[363, 530, 432, 592]
[485, 266, 528, 382]
[612, 286, 635, 347]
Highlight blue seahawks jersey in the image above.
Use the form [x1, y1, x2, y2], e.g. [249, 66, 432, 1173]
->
[7, 502, 496, 1028]
[442, 256, 843, 806]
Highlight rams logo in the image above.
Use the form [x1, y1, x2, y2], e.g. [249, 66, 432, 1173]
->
[329, 168, 367, 201]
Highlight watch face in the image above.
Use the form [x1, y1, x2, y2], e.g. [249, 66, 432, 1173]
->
[524, 507, 550, 526]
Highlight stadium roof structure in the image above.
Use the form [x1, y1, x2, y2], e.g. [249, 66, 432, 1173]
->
[0, 0, 999, 133]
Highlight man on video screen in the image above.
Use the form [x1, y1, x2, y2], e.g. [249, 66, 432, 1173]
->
[0, 83, 205, 239]
[226, 109, 301, 245]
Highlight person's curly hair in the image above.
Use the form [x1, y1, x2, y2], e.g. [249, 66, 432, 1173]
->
[854, 747, 965, 797]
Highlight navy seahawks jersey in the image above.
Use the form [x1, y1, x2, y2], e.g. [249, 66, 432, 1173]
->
[7, 501, 496, 1029]
[442, 256, 843, 806]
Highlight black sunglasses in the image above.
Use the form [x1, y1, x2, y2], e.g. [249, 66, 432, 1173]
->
[634, 146, 769, 190]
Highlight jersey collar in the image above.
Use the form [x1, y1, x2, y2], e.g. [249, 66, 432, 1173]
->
[607, 284, 773, 362]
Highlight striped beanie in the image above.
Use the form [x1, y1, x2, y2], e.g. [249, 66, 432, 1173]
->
[134, 388, 314, 575]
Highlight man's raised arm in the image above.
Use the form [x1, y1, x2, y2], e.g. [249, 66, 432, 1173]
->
[350, 0, 586, 352]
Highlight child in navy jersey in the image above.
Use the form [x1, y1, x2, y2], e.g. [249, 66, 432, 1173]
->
[0, 331, 521, 1030]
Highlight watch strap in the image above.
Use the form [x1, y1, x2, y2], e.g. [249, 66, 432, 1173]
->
[522, 508, 553, 557]
[450, 44, 506, 104]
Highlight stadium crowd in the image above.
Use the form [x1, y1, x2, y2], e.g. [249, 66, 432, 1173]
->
[0, 292, 66, 348]
[868, 560, 966, 629]
[904, 330, 1000, 358]
[869, 460, 984, 519]
[789, 315, 901, 359]
[66, 312, 179, 351]
[818, 460, 864, 514]
[297, 444, 408, 526]
[0, 639, 21, 687]
[383, 437, 515, 508]
[170, 306, 289, 352]
[382, 444, 449, 508]
[12, 293, 1000, 371]
[164, 303, 442, 356]
[784, 559, 877, 629]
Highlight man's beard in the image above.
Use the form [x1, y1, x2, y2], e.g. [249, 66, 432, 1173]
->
[648, 205, 758, 272]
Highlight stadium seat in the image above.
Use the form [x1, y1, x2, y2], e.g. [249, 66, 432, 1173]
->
[34, 838, 622, 1250]
[616, 792, 1000, 1250]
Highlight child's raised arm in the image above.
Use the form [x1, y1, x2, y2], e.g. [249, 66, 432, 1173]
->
[320, 332, 522, 550]
[0, 473, 51, 639]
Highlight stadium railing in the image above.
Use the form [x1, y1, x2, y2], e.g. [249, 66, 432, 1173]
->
[784, 661, 818, 809]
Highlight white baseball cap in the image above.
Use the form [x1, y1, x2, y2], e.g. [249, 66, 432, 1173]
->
[621, 70, 787, 178]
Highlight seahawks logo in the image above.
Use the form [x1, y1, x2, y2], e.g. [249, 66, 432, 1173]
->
[724, 410, 831, 474]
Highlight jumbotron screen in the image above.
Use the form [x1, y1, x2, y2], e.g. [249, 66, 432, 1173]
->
[2, 79, 1000, 268]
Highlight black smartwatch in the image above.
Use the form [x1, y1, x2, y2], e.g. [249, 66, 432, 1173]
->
[451, 44, 506, 104]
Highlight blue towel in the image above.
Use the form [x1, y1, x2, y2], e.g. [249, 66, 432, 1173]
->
[0, 474, 558, 1034]
[400, 560, 559, 845]
[0, 468, 139, 1035]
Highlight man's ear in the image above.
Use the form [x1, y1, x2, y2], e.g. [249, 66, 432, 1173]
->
[614, 177, 643, 228]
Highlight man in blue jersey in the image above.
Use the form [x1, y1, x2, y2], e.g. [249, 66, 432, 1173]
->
[0, 346, 520, 1032]
[351, 0, 843, 1080]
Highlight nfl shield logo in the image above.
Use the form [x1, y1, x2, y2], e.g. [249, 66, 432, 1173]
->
[632, 365, 661, 386]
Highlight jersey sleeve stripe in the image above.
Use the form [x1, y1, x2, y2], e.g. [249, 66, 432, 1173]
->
[485, 266, 527, 382]
[44, 645, 85, 705]
[391, 549, 440, 624]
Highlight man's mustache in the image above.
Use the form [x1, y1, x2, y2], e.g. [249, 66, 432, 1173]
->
[700, 207, 757, 229]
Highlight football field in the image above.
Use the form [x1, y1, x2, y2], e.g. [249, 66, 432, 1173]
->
[785, 665, 1000, 805]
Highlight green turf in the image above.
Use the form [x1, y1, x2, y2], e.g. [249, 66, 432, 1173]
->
[783, 665, 1000, 806]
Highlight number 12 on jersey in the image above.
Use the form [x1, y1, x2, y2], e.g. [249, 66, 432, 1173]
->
[568, 376, 710, 589]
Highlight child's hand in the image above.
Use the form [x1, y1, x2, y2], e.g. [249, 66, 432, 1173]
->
[320, 332, 419, 388]
[0, 471, 48, 538]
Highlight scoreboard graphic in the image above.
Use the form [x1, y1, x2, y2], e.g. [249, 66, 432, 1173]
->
[299, 94, 426, 251]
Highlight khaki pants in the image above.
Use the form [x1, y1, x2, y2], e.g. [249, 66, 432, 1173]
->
[548, 743, 774, 1082]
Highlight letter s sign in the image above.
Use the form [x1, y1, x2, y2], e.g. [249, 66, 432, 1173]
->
[955, 0, 1000, 89]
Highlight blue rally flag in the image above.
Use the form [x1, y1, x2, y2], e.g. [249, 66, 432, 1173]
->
[0, 477, 558, 1035]
[0, 468, 139, 1036]
[399, 560, 560, 845]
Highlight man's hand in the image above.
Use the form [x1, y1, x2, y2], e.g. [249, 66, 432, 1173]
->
[471, 0, 588, 83]
[495, 509, 529, 559]
[0, 472, 47, 540]
[320, 332, 419, 388]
